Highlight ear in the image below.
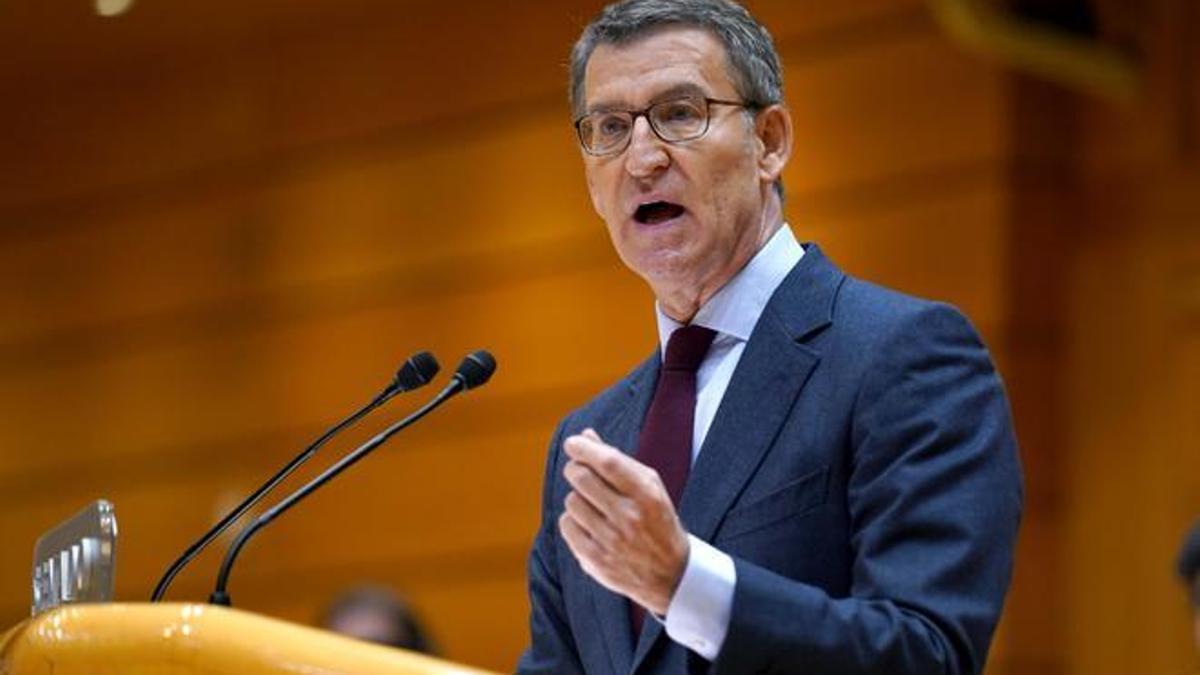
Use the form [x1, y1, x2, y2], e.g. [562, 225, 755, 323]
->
[753, 104, 792, 186]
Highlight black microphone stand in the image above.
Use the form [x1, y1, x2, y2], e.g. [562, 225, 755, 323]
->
[208, 380, 463, 607]
[151, 390, 391, 602]
[151, 352, 438, 602]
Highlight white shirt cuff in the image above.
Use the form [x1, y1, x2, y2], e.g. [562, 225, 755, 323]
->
[661, 534, 736, 660]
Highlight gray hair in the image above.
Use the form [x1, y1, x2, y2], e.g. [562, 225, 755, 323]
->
[568, 0, 784, 118]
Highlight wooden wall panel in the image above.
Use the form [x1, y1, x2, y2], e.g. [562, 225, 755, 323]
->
[1059, 0, 1200, 670]
[0, 266, 650, 485]
[0, 0, 933, 216]
[1062, 219, 1200, 675]
[803, 172, 1008, 332]
[783, 27, 1007, 199]
[1, 13, 1003, 346]
[0, 120, 594, 348]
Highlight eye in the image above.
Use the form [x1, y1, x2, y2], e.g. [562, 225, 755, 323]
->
[655, 99, 704, 126]
[596, 113, 630, 139]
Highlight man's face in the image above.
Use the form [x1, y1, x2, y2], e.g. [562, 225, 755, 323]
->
[580, 27, 778, 307]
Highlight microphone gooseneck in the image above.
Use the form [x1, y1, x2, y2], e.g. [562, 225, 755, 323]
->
[150, 351, 440, 602]
[208, 350, 496, 607]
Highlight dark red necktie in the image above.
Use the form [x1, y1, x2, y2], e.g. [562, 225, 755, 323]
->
[629, 324, 716, 637]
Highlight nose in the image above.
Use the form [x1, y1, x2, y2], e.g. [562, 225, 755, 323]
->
[623, 115, 669, 179]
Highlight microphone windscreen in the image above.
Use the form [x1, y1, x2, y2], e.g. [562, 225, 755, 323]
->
[454, 350, 496, 390]
[395, 351, 440, 391]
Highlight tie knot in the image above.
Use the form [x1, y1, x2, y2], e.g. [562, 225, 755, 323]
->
[663, 325, 716, 372]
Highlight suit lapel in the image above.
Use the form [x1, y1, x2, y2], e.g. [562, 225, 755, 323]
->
[630, 244, 844, 673]
[587, 355, 659, 675]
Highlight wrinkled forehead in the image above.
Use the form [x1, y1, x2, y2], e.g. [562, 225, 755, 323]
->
[582, 26, 738, 111]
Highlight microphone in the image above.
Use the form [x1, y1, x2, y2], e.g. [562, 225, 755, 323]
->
[451, 349, 496, 390]
[208, 350, 496, 607]
[149, 351, 440, 602]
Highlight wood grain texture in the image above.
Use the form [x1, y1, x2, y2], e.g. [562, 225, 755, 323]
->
[11, 0, 1192, 673]
[1057, 1, 1200, 673]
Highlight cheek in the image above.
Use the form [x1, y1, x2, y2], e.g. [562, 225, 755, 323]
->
[703, 151, 758, 227]
[584, 164, 619, 222]
[584, 168, 603, 215]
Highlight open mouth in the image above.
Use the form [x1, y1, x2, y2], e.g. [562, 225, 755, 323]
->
[633, 201, 686, 225]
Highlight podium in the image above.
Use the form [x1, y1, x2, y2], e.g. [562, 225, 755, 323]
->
[0, 603, 500, 674]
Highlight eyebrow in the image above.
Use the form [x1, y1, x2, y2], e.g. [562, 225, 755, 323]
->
[586, 82, 710, 113]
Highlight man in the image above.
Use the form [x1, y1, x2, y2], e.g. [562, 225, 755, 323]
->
[1180, 520, 1200, 652]
[518, 1, 1023, 673]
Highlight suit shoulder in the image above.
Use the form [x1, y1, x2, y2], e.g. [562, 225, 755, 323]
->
[836, 276, 948, 320]
[833, 276, 979, 339]
[557, 353, 656, 431]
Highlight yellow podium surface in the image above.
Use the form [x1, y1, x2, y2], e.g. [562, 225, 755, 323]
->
[0, 603, 500, 675]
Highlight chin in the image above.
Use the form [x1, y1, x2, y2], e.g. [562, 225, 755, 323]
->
[633, 257, 699, 292]
[626, 239, 685, 266]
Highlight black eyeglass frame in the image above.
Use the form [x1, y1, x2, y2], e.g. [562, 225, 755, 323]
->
[573, 96, 754, 156]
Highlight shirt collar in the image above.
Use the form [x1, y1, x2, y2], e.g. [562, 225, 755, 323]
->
[655, 225, 804, 351]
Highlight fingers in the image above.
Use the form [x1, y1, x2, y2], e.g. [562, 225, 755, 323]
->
[556, 428, 690, 616]
[562, 428, 670, 530]
[563, 490, 621, 551]
[559, 511, 601, 571]
[563, 459, 623, 516]
[559, 510, 622, 593]
[563, 429, 647, 495]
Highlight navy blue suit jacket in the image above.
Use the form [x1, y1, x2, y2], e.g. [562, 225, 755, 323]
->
[517, 245, 1023, 675]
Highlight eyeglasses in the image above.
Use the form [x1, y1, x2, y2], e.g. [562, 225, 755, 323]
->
[574, 96, 750, 156]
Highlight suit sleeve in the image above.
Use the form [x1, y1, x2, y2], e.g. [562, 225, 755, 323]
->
[712, 303, 1023, 675]
[516, 418, 587, 675]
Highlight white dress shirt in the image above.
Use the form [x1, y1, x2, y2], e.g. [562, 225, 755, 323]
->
[653, 225, 804, 660]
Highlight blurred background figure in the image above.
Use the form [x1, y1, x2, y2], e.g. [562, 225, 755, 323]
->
[1181, 520, 1200, 654]
[319, 585, 437, 654]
